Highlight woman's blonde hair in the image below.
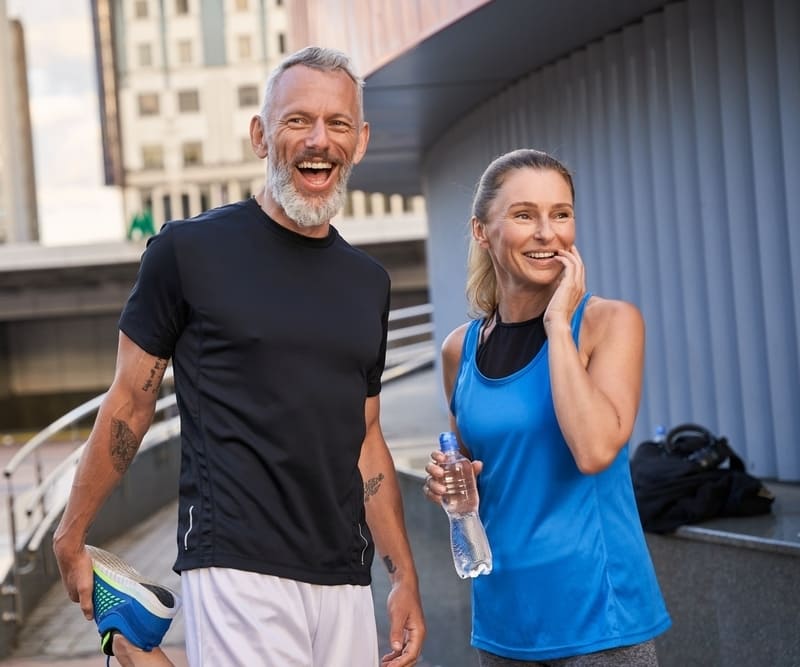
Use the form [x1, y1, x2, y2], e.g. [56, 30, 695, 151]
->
[466, 149, 575, 317]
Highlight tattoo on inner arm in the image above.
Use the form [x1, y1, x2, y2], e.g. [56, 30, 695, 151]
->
[110, 418, 138, 473]
[363, 473, 385, 502]
[383, 555, 397, 574]
[141, 358, 168, 394]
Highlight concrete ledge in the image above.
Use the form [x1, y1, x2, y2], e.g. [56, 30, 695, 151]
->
[0, 435, 181, 659]
[649, 481, 800, 666]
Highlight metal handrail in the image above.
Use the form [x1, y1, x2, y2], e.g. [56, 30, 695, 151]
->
[3, 366, 175, 480]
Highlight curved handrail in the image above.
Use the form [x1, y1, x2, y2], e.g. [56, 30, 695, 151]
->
[20, 394, 179, 519]
[3, 366, 175, 480]
[25, 415, 181, 555]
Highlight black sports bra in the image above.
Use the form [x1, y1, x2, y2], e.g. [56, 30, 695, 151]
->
[476, 309, 547, 378]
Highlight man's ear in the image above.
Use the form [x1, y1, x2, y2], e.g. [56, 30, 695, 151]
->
[351, 121, 370, 165]
[472, 217, 489, 248]
[249, 115, 268, 159]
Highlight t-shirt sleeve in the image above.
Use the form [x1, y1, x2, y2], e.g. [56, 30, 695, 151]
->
[366, 287, 390, 397]
[119, 225, 187, 359]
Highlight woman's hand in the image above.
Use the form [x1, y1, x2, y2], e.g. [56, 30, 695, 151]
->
[544, 244, 586, 334]
[423, 451, 483, 504]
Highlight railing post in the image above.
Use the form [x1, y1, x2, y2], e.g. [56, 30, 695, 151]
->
[4, 475, 21, 623]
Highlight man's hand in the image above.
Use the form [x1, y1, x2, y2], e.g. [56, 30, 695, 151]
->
[53, 537, 95, 621]
[380, 580, 426, 666]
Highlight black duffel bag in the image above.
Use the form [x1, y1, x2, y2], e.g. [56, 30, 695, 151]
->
[630, 423, 775, 533]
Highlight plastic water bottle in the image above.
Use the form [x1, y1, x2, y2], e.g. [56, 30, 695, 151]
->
[438, 431, 492, 578]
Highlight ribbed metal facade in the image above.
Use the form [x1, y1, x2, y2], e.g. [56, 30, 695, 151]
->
[424, 0, 799, 481]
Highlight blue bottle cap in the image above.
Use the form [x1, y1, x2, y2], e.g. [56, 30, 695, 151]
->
[439, 431, 459, 452]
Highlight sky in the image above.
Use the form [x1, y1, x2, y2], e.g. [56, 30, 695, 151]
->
[7, 0, 125, 245]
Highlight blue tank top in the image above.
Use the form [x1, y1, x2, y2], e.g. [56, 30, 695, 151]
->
[451, 294, 671, 660]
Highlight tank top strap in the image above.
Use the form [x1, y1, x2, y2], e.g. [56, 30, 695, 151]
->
[450, 319, 483, 416]
[570, 293, 592, 345]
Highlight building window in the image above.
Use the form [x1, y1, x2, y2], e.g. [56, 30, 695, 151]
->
[163, 194, 172, 222]
[275, 0, 283, 6]
[134, 0, 148, 18]
[178, 90, 200, 112]
[182, 141, 203, 166]
[137, 93, 160, 116]
[176, 0, 189, 15]
[235, 0, 248, 9]
[142, 145, 164, 169]
[277, 32, 286, 54]
[138, 43, 152, 67]
[181, 193, 191, 218]
[237, 35, 252, 60]
[238, 85, 259, 108]
[177, 40, 192, 65]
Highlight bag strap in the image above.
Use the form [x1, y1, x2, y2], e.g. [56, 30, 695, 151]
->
[665, 423, 714, 452]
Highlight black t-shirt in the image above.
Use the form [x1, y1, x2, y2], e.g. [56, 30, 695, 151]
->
[119, 198, 390, 585]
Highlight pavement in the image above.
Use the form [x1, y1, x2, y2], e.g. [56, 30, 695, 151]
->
[0, 367, 449, 667]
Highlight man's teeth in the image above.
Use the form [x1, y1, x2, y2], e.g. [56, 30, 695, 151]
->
[298, 161, 332, 169]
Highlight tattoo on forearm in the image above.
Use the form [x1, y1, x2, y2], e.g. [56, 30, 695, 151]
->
[383, 555, 397, 574]
[110, 418, 138, 473]
[141, 358, 168, 394]
[364, 473, 385, 502]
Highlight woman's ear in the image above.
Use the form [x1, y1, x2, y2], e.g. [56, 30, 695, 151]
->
[472, 216, 489, 248]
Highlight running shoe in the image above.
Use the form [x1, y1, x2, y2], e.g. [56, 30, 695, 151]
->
[87, 545, 181, 656]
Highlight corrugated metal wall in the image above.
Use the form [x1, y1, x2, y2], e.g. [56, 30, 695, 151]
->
[423, 0, 799, 481]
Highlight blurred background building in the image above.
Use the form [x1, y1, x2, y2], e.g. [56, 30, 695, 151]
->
[89, 0, 426, 234]
[289, 0, 800, 484]
[91, 0, 290, 228]
[0, 0, 38, 244]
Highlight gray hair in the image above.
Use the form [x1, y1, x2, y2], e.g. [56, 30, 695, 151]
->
[259, 46, 365, 125]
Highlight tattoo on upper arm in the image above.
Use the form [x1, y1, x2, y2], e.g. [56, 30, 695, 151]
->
[110, 418, 138, 474]
[363, 473, 385, 502]
[383, 555, 397, 574]
[141, 358, 168, 394]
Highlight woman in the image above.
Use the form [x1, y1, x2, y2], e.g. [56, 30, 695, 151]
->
[424, 149, 671, 666]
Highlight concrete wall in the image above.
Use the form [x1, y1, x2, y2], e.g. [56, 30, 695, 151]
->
[648, 531, 800, 667]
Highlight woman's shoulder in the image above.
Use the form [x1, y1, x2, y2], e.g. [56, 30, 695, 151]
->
[442, 320, 485, 368]
[583, 295, 644, 339]
[442, 321, 472, 356]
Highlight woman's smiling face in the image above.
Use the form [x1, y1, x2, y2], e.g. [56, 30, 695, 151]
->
[474, 167, 576, 290]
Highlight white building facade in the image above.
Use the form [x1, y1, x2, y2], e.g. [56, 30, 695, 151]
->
[94, 0, 290, 228]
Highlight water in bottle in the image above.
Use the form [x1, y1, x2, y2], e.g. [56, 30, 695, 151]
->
[438, 431, 492, 578]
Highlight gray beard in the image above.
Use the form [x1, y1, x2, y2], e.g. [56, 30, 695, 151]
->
[268, 153, 352, 228]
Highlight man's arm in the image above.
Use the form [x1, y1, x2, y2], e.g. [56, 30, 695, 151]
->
[359, 395, 426, 667]
[53, 331, 169, 620]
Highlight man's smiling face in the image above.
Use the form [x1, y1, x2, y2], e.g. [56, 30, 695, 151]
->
[264, 65, 369, 228]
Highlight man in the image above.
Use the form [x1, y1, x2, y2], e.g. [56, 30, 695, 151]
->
[53, 46, 426, 667]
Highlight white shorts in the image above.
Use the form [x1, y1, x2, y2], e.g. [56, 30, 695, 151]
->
[181, 567, 379, 667]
